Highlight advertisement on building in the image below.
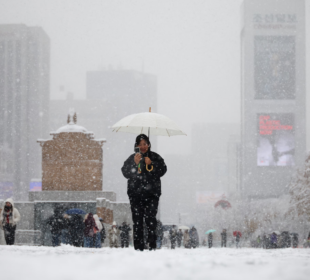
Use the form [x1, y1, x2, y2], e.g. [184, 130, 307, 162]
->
[254, 36, 295, 99]
[257, 114, 295, 166]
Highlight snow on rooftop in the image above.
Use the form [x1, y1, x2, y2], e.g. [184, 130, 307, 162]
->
[56, 123, 88, 133]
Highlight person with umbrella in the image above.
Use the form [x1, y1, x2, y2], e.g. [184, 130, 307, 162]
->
[183, 229, 191, 249]
[83, 213, 99, 248]
[46, 206, 65, 247]
[64, 208, 86, 247]
[121, 134, 167, 251]
[233, 231, 242, 248]
[208, 233, 213, 248]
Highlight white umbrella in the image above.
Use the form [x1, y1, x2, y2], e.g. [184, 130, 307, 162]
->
[178, 225, 190, 230]
[111, 108, 186, 137]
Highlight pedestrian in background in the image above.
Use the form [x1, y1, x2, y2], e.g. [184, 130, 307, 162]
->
[156, 220, 164, 249]
[270, 232, 277, 249]
[108, 221, 120, 248]
[176, 229, 183, 248]
[119, 221, 131, 248]
[0, 198, 20, 245]
[99, 218, 106, 245]
[189, 226, 199, 248]
[83, 213, 98, 248]
[183, 229, 190, 248]
[64, 214, 84, 247]
[46, 206, 65, 247]
[208, 233, 213, 248]
[221, 229, 227, 247]
[93, 214, 103, 248]
[236, 232, 241, 249]
[292, 233, 299, 248]
[169, 225, 178, 249]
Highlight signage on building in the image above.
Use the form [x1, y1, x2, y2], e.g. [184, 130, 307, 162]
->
[254, 36, 295, 99]
[257, 114, 295, 166]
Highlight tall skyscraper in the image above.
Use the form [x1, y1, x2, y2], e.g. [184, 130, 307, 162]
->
[240, 0, 306, 198]
[0, 24, 50, 200]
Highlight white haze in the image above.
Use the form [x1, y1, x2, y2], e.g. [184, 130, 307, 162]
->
[1, 0, 310, 153]
[2, 0, 310, 228]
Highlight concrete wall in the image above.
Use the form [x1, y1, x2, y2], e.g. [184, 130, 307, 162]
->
[14, 202, 35, 230]
[29, 191, 116, 202]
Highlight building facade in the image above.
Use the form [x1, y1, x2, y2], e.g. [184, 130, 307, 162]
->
[38, 115, 106, 192]
[240, 0, 306, 198]
[0, 24, 50, 200]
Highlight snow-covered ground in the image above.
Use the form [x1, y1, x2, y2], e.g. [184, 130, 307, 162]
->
[1, 245, 310, 280]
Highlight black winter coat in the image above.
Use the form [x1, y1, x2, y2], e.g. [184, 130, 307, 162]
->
[119, 224, 131, 240]
[121, 151, 167, 198]
[46, 213, 65, 234]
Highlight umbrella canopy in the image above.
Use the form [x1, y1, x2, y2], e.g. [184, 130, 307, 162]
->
[233, 231, 242, 237]
[65, 208, 86, 215]
[205, 229, 216, 234]
[111, 110, 186, 137]
[178, 225, 190, 230]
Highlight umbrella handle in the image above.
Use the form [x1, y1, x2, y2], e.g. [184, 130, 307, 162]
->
[146, 164, 153, 172]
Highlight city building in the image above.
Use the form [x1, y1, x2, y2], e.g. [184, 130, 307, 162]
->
[0, 24, 50, 200]
[240, 0, 306, 198]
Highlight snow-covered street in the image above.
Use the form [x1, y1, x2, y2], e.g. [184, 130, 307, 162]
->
[1, 245, 309, 280]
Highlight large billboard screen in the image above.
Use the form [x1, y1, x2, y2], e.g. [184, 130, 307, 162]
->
[254, 36, 295, 99]
[257, 114, 295, 166]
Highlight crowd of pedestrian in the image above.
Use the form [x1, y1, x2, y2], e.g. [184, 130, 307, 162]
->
[43, 206, 131, 248]
[2, 198, 310, 250]
[251, 231, 304, 249]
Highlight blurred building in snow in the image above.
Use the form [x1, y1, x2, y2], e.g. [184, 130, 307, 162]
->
[161, 123, 240, 226]
[191, 123, 240, 194]
[50, 69, 158, 201]
[241, 0, 306, 198]
[227, 135, 241, 194]
[0, 24, 50, 200]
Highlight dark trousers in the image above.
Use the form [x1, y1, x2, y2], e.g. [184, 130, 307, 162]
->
[121, 239, 129, 248]
[51, 232, 62, 247]
[177, 239, 182, 247]
[171, 238, 176, 249]
[4, 224, 16, 245]
[221, 240, 226, 247]
[129, 194, 159, 251]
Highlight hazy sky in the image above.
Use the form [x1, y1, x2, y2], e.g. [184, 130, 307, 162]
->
[0, 0, 309, 154]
